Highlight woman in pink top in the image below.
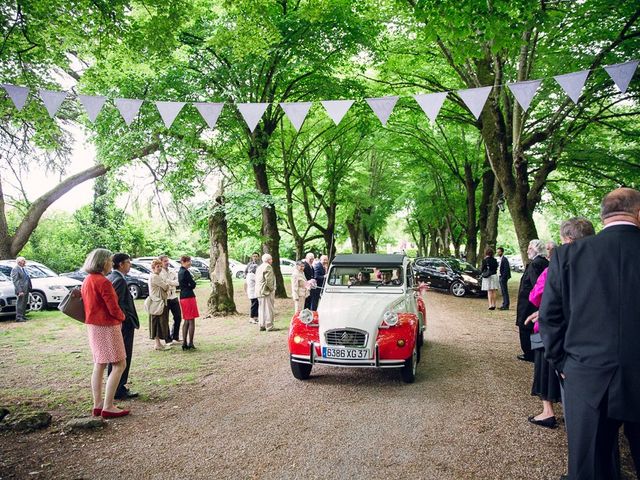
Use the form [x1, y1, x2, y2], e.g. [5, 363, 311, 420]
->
[524, 218, 594, 429]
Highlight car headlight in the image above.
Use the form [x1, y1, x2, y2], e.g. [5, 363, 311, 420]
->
[299, 308, 314, 325]
[383, 311, 399, 327]
[461, 274, 477, 284]
[49, 285, 67, 291]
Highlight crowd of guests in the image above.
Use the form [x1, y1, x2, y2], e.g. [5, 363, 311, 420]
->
[79, 252, 200, 420]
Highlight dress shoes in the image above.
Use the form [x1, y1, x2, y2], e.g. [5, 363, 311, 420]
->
[92, 408, 103, 417]
[499, 306, 509, 310]
[114, 390, 139, 401]
[517, 354, 534, 362]
[488, 307, 496, 310]
[101, 409, 130, 419]
[16, 318, 27, 323]
[528, 415, 557, 429]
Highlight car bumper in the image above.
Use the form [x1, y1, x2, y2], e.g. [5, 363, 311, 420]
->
[0, 297, 17, 316]
[290, 343, 406, 369]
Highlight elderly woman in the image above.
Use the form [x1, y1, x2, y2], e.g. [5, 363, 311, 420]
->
[291, 260, 308, 313]
[515, 239, 549, 362]
[244, 263, 258, 324]
[146, 259, 171, 351]
[81, 248, 129, 419]
[255, 253, 276, 331]
[480, 247, 499, 310]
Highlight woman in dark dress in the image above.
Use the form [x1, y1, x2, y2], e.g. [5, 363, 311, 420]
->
[178, 256, 199, 350]
[480, 247, 499, 310]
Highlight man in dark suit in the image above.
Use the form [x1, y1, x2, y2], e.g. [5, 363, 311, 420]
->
[496, 247, 511, 310]
[515, 240, 548, 362]
[539, 188, 640, 480]
[10, 257, 32, 322]
[107, 253, 140, 400]
[303, 252, 315, 310]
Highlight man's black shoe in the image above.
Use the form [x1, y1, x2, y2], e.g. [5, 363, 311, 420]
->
[517, 354, 534, 362]
[114, 390, 139, 400]
[499, 306, 509, 310]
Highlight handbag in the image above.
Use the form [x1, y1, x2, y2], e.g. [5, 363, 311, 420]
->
[481, 270, 492, 278]
[58, 287, 85, 323]
[144, 296, 165, 316]
[530, 332, 544, 350]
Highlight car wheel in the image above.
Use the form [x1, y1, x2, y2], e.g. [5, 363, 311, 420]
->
[400, 340, 417, 384]
[235, 271, 246, 279]
[129, 284, 141, 300]
[450, 281, 466, 297]
[28, 291, 46, 312]
[290, 359, 312, 380]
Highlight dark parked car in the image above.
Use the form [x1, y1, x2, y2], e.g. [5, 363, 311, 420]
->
[60, 269, 150, 300]
[182, 257, 210, 280]
[412, 257, 485, 297]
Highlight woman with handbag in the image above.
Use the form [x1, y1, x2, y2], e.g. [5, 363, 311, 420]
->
[81, 248, 129, 419]
[480, 247, 499, 310]
[146, 259, 171, 351]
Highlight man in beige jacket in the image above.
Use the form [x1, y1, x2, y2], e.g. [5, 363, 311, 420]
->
[255, 253, 276, 331]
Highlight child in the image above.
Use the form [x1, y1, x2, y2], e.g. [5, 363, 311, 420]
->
[178, 255, 199, 350]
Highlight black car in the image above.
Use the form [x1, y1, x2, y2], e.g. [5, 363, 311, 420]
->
[180, 258, 210, 280]
[412, 257, 485, 297]
[60, 269, 149, 300]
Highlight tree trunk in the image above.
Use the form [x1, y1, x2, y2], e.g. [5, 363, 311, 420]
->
[477, 158, 496, 266]
[485, 181, 501, 252]
[207, 193, 237, 315]
[463, 163, 479, 265]
[346, 210, 362, 254]
[428, 228, 438, 256]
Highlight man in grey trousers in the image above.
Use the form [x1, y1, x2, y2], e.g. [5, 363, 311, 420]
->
[11, 256, 32, 322]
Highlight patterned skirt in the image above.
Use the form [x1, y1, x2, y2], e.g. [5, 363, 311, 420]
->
[481, 274, 499, 291]
[86, 324, 126, 364]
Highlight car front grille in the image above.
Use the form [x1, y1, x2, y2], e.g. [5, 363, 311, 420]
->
[325, 329, 367, 347]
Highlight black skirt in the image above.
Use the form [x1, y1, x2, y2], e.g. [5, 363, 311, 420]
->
[531, 348, 562, 403]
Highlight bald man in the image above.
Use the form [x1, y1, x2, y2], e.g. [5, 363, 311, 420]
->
[539, 187, 640, 480]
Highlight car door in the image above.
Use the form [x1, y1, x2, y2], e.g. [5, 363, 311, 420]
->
[429, 260, 450, 289]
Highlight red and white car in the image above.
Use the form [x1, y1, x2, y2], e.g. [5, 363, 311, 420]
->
[288, 254, 426, 383]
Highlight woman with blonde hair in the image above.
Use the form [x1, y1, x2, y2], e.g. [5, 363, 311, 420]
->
[146, 259, 171, 351]
[81, 248, 129, 419]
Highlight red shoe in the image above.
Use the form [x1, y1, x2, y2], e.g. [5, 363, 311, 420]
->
[92, 408, 102, 417]
[101, 409, 130, 419]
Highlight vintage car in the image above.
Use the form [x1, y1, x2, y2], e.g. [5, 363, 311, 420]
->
[288, 254, 426, 383]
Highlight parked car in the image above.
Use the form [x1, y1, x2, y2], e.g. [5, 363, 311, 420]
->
[0, 271, 17, 319]
[288, 254, 426, 383]
[60, 269, 149, 300]
[186, 257, 210, 280]
[132, 257, 202, 281]
[229, 259, 246, 279]
[279, 258, 296, 275]
[505, 254, 525, 273]
[0, 260, 82, 311]
[412, 257, 484, 297]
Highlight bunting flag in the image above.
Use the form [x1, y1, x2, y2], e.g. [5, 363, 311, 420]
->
[366, 96, 399, 126]
[194, 102, 224, 129]
[457, 86, 492, 120]
[554, 70, 590, 104]
[39, 90, 68, 118]
[604, 60, 639, 94]
[237, 103, 269, 132]
[507, 79, 542, 112]
[2, 84, 29, 110]
[321, 99, 354, 125]
[155, 101, 185, 128]
[413, 92, 448, 122]
[280, 102, 312, 131]
[114, 98, 144, 126]
[78, 95, 107, 123]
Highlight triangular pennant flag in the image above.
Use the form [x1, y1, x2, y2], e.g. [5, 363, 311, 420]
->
[2, 84, 29, 111]
[155, 101, 185, 128]
[604, 60, 638, 94]
[77, 95, 107, 123]
[194, 102, 224, 129]
[114, 98, 144, 126]
[39, 90, 68, 118]
[553, 70, 589, 104]
[280, 102, 312, 132]
[413, 92, 448, 122]
[457, 86, 492, 120]
[365, 96, 399, 126]
[237, 103, 269, 132]
[507, 79, 542, 112]
[320, 99, 354, 125]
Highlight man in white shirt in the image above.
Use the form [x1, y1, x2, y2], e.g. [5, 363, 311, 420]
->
[159, 255, 181, 343]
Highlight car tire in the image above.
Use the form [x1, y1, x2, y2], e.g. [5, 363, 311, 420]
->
[129, 284, 141, 300]
[450, 281, 466, 297]
[290, 359, 312, 380]
[235, 271, 246, 279]
[400, 340, 417, 383]
[28, 291, 46, 312]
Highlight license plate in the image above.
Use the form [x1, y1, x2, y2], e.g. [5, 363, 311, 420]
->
[322, 347, 369, 359]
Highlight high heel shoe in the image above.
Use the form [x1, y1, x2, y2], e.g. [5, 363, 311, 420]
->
[92, 408, 102, 417]
[182, 344, 188, 351]
[101, 409, 130, 419]
[188, 344, 196, 350]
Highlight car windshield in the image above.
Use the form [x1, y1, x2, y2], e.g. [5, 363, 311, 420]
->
[447, 259, 477, 274]
[0, 271, 9, 282]
[327, 265, 404, 287]
[25, 265, 54, 278]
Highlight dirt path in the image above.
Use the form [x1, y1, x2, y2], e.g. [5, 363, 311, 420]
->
[0, 288, 589, 479]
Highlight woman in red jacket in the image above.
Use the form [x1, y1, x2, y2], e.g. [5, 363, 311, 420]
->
[81, 248, 130, 419]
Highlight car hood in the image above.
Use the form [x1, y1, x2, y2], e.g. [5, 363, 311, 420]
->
[32, 276, 82, 288]
[0, 281, 15, 296]
[317, 291, 402, 337]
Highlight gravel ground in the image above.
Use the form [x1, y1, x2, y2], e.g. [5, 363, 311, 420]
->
[1, 287, 635, 479]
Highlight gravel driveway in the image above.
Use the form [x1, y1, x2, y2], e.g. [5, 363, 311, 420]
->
[1, 288, 635, 479]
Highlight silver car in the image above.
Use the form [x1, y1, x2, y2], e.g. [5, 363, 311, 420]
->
[0, 271, 18, 318]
